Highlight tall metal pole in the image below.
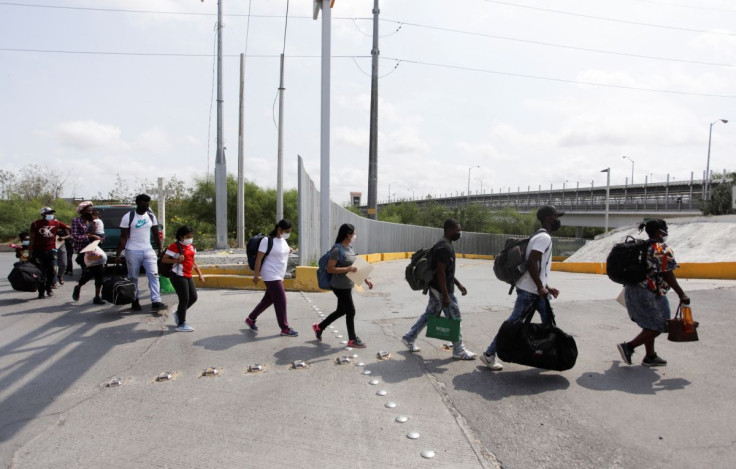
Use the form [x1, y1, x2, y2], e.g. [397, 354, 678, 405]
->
[214, 0, 228, 249]
[467, 165, 479, 205]
[237, 53, 245, 248]
[319, 0, 332, 254]
[366, 0, 380, 220]
[705, 119, 729, 200]
[601, 168, 610, 232]
[276, 53, 285, 221]
[157, 177, 166, 240]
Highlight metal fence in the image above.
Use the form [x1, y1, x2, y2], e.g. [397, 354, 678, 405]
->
[297, 156, 586, 265]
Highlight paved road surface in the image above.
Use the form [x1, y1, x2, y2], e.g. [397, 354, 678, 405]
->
[1, 252, 735, 468]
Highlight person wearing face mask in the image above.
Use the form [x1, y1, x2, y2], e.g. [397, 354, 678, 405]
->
[71, 201, 106, 305]
[116, 194, 167, 313]
[13, 232, 31, 262]
[29, 207, 70, 299]
[401, 218, 477, 360]
[161, 225, 204, 332]
[244, 219, 299, 336]
[616, 219, 689, 367]
[480, 205, 564, 371]
[312, 223, 374, 348]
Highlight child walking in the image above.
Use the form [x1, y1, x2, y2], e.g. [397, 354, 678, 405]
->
[161, 226, 204, 332]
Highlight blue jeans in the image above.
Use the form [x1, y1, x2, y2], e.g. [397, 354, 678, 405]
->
[404, 288, 466, 355]
[125, 248, 161, 303]
[485, 289, 550, 356]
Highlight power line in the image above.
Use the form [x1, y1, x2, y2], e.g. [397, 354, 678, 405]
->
[381, 56, 736, 99]
[483, 0, 736, 36]
[2, 46, 731, 98]
[0, 48, 366, 58]
[384, 19, 734, 68]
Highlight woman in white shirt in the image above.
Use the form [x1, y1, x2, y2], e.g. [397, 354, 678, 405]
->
[244, 220, 297, 336]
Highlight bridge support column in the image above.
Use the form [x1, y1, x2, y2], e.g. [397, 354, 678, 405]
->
[575, 226, 583, 238]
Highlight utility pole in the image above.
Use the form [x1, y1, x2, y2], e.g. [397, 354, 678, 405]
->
[237, 53, 245, 248]
[214, 0, 228, 249]
[276, 53, 285, 221]
[157, 177, 166, 240]
[315, 0, 333, 254]
[366, 0, 379, 220]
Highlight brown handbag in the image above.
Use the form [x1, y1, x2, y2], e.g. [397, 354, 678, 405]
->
[667, 304, 699, 342]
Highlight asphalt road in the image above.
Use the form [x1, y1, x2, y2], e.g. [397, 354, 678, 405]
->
[1, 252, 735, 468]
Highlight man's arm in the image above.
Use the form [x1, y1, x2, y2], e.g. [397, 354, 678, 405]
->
[526, 250, 546, 297]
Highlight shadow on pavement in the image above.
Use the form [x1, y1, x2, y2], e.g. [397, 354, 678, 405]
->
[0, 298, 162, 444]
[272, 343, 345, 366]
[576, 361, 690, 394]
[452, 367, 571, 401]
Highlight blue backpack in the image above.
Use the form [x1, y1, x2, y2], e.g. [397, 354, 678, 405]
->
[317, 244, 344, 290]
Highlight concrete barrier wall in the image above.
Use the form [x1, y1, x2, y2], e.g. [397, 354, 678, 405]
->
[195, 257, 736, 293]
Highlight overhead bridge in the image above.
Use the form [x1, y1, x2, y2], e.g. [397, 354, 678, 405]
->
[373, 178, 709, 228]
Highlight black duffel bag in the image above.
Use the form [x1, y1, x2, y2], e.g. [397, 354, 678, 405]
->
[101, 276, 136, 305]
[8, 261, 44, 292]
[496, 296, 578, 371]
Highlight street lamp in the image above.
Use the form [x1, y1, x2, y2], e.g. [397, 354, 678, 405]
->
[467, 165, 479, 204]
[705, 119, 728, 200]
[601, 168, 610, 232]
[388, 181, 398, 202]
[622, 155, 634, 185]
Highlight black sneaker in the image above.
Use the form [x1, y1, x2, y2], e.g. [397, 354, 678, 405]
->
[642, 354, 667, 367]
[151, 302, 168, 311]
[38, 291, 45, 299]
[617, 342, 634, 365]
[46, 290, 53, 297]
[131, 300, 142, 311]
[72, 285, 81, 302]
[93, 296, 105, 305]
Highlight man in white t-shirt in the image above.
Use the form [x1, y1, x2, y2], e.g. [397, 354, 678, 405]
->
[480, 205, 564, 371]
[115, 194, 167, 313]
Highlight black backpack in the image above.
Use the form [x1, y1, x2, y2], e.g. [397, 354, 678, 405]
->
[606, 236, 653, 285]
[247, 234, 274, 270]
[493, 229, 546, 293]
[405, 246, 436, 293]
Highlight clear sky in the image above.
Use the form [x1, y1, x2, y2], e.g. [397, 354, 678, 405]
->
[1, 0, 734, 204]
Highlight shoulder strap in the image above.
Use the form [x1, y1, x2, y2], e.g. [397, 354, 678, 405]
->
[264, 236, 274, 257]
[128, 210, 135, 229]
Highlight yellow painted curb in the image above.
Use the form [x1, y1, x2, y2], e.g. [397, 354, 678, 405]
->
[551, 261, 736, 280]
[382, 252, 408, 261]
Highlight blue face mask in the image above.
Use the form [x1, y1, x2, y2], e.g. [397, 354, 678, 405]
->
[45, 215, 55, 221]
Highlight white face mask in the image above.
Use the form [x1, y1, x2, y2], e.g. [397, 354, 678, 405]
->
[351, 234, 357, 242]
[181, 238, 194, 246]
[282, 232, 291, 240]
[45, 215, 55, 221]
[22, 240, 30, 246]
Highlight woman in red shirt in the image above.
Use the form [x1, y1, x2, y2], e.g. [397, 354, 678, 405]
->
[161, 226, 204, 332]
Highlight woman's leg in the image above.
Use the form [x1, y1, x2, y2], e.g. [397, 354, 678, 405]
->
[318, 289, 348, 330]
[186, 278, 198, 309]
[629, 329, 661, 355]
[248, 289, 274, 322]
[265, 280, 289, 330]
[170, 273, 189, 325]
[342, 290, 357, 340]
[92, 266, 105, 298]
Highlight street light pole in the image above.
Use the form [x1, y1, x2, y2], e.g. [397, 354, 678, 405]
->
[622, 155, 634, 185]
[601, 168, 610, 232]
[467, 165, 479, 205]
[388, 181, 398, 203]
[705, 119, 728, 200]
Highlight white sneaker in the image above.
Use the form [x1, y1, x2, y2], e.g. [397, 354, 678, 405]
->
[401, 336, 421, 353]
[452, 349, 477, 360]
[175, 323, 194, 332]
[479, 353, 504, 371]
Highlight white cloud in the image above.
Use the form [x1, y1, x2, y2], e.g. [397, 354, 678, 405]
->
[57, 120, 124, 151]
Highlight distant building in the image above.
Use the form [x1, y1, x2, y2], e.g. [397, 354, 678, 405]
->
[350, 192, 362, 206]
